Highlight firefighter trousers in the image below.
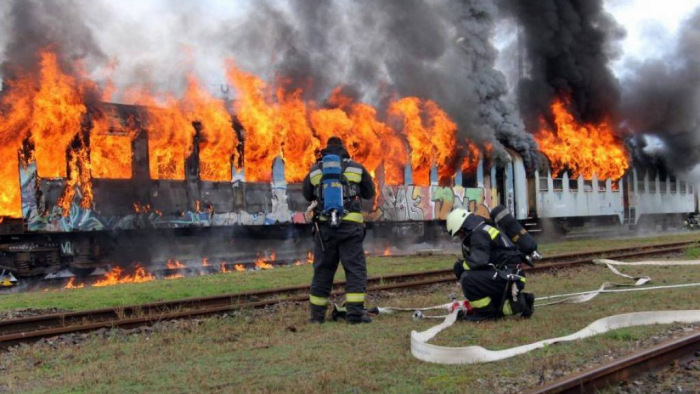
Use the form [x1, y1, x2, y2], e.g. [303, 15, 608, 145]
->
[459, 266, 527, 318]
[309, 222, 367, 317]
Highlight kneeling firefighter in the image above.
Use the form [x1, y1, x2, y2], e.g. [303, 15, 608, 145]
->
[302, 136, 375, 324]
[446, 208, 535, 320]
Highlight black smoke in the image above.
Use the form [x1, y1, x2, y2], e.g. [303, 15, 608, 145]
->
[0, 0, 105, 80]
[501, 0, 625, 132]
[218, 0, 540, 167]
[0, 0, 541, 167]
[621, 9, 700, 177]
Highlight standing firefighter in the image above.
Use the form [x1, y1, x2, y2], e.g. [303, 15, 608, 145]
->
[446, 208, 535, 320]
[303, 137, 375, 324]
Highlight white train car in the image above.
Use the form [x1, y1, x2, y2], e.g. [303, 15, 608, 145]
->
[528, 164, 695, 231]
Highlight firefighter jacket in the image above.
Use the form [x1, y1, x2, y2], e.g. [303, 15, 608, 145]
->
[459, 214, 522, 271]
[302, 145, 375, 224]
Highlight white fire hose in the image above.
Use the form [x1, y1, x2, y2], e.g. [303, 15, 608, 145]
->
[394, 259, 700, 364]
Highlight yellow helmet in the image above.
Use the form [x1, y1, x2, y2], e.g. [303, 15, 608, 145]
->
[446, 208, 471, 236]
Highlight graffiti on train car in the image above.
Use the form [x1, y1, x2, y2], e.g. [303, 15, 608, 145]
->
[21, 179, 494, 232]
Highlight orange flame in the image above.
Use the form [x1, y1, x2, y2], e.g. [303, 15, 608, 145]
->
[536, 98, 629, 180]
[307, 250, 314, 265]
[255, 256, 274, 270]
[225, 63, 466, 185]
[226, 63, 284, 182]
[133, 202, 150, 213]
[166, 259, 186, 269]
[0, 50, 92, 216]
[389, 97, 460, 185]
[234, 264, 246, 272]
[0, 72, 33, 217]
[57, 141, 93, 214]
[326, 88, 406, 183]
[220, 261, 228, 273]
[183, 75, 238, 181]
[165, 273, 184, 279]
[202, 257, 209, 267]
[125, 91, 193, 180]
[0, 53, 479, 218]
[383, 247, 391, 256]
[32, 51, 87, 179]
[93, 264, 155, 287]
[64, 277, 84, 289]
[90, 110, 138, 179]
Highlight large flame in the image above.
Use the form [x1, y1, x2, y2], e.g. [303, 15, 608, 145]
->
[90, 110, 138, 179]
[326, 88, 406, 183]
[389, 97, 459, 185]
[225, 62, 466, 185]
[536, 98, 629, 180]
[0, 51, 479, 217]
[31, 51, 87, 179]
[226, 63, 285, 182]
[124, 89, 193, 180]
[0, 71, 33, 217]
[183, 76, 238, 181]
[0, 50, 91, 216]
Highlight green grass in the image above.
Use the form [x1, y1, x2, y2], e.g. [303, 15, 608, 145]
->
[1, 259, 699, 392]
[684, 246, 700, 259]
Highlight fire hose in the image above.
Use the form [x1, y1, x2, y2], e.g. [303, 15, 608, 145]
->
[381, 259, 700, 364]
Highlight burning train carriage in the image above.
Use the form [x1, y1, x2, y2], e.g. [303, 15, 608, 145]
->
[0, 99, 509, 278]
[0, 101, 695, 278]
[0, 72, 695, 278]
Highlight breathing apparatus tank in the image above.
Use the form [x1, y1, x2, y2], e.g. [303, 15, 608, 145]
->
[320, 154, 345, 227]
[490, 205, 540, 266]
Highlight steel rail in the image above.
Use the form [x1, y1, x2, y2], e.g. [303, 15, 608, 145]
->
[527, 330, 700, 394]
[0, 240, 697, 349]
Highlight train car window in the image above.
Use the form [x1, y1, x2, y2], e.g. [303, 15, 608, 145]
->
[611, 180, 620, 192]
[598, 180, 606, 191]
[553, 178, 563, 191]
[659, 180, 667, 194]
[462, 168, 477, 188]
[583, 180, 593, 192]
[680, 181, 687, 194]
[539, 176, 548, 192]
[569, 179, 578, 191]
[649, 180, 656, 193]
[670, 177, 677, 194]
[637, 179, 645, 193]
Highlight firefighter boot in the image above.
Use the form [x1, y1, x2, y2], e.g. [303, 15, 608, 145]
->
[345, 302, 372, 324]
[309, 304, 327, 324]
[331, 303, 347, 322]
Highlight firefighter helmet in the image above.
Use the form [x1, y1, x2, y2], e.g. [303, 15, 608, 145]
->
[446, 208, 471, 237]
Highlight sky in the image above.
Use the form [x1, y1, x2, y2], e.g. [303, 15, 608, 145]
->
[604, 0, 700, 78]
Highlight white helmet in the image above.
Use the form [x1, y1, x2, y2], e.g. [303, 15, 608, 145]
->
[446, 208, 471, 237]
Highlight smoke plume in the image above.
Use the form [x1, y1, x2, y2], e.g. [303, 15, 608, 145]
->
[218, 0, 538, 166]
[0, 0, 540, 167]
[501, 0, 625, 131]
[621, 8, 700, 177]
[0, 0, 105, 81]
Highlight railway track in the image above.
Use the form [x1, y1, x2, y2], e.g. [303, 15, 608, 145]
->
[0, 240, 697, 350]
[528, 330, 700, 393]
